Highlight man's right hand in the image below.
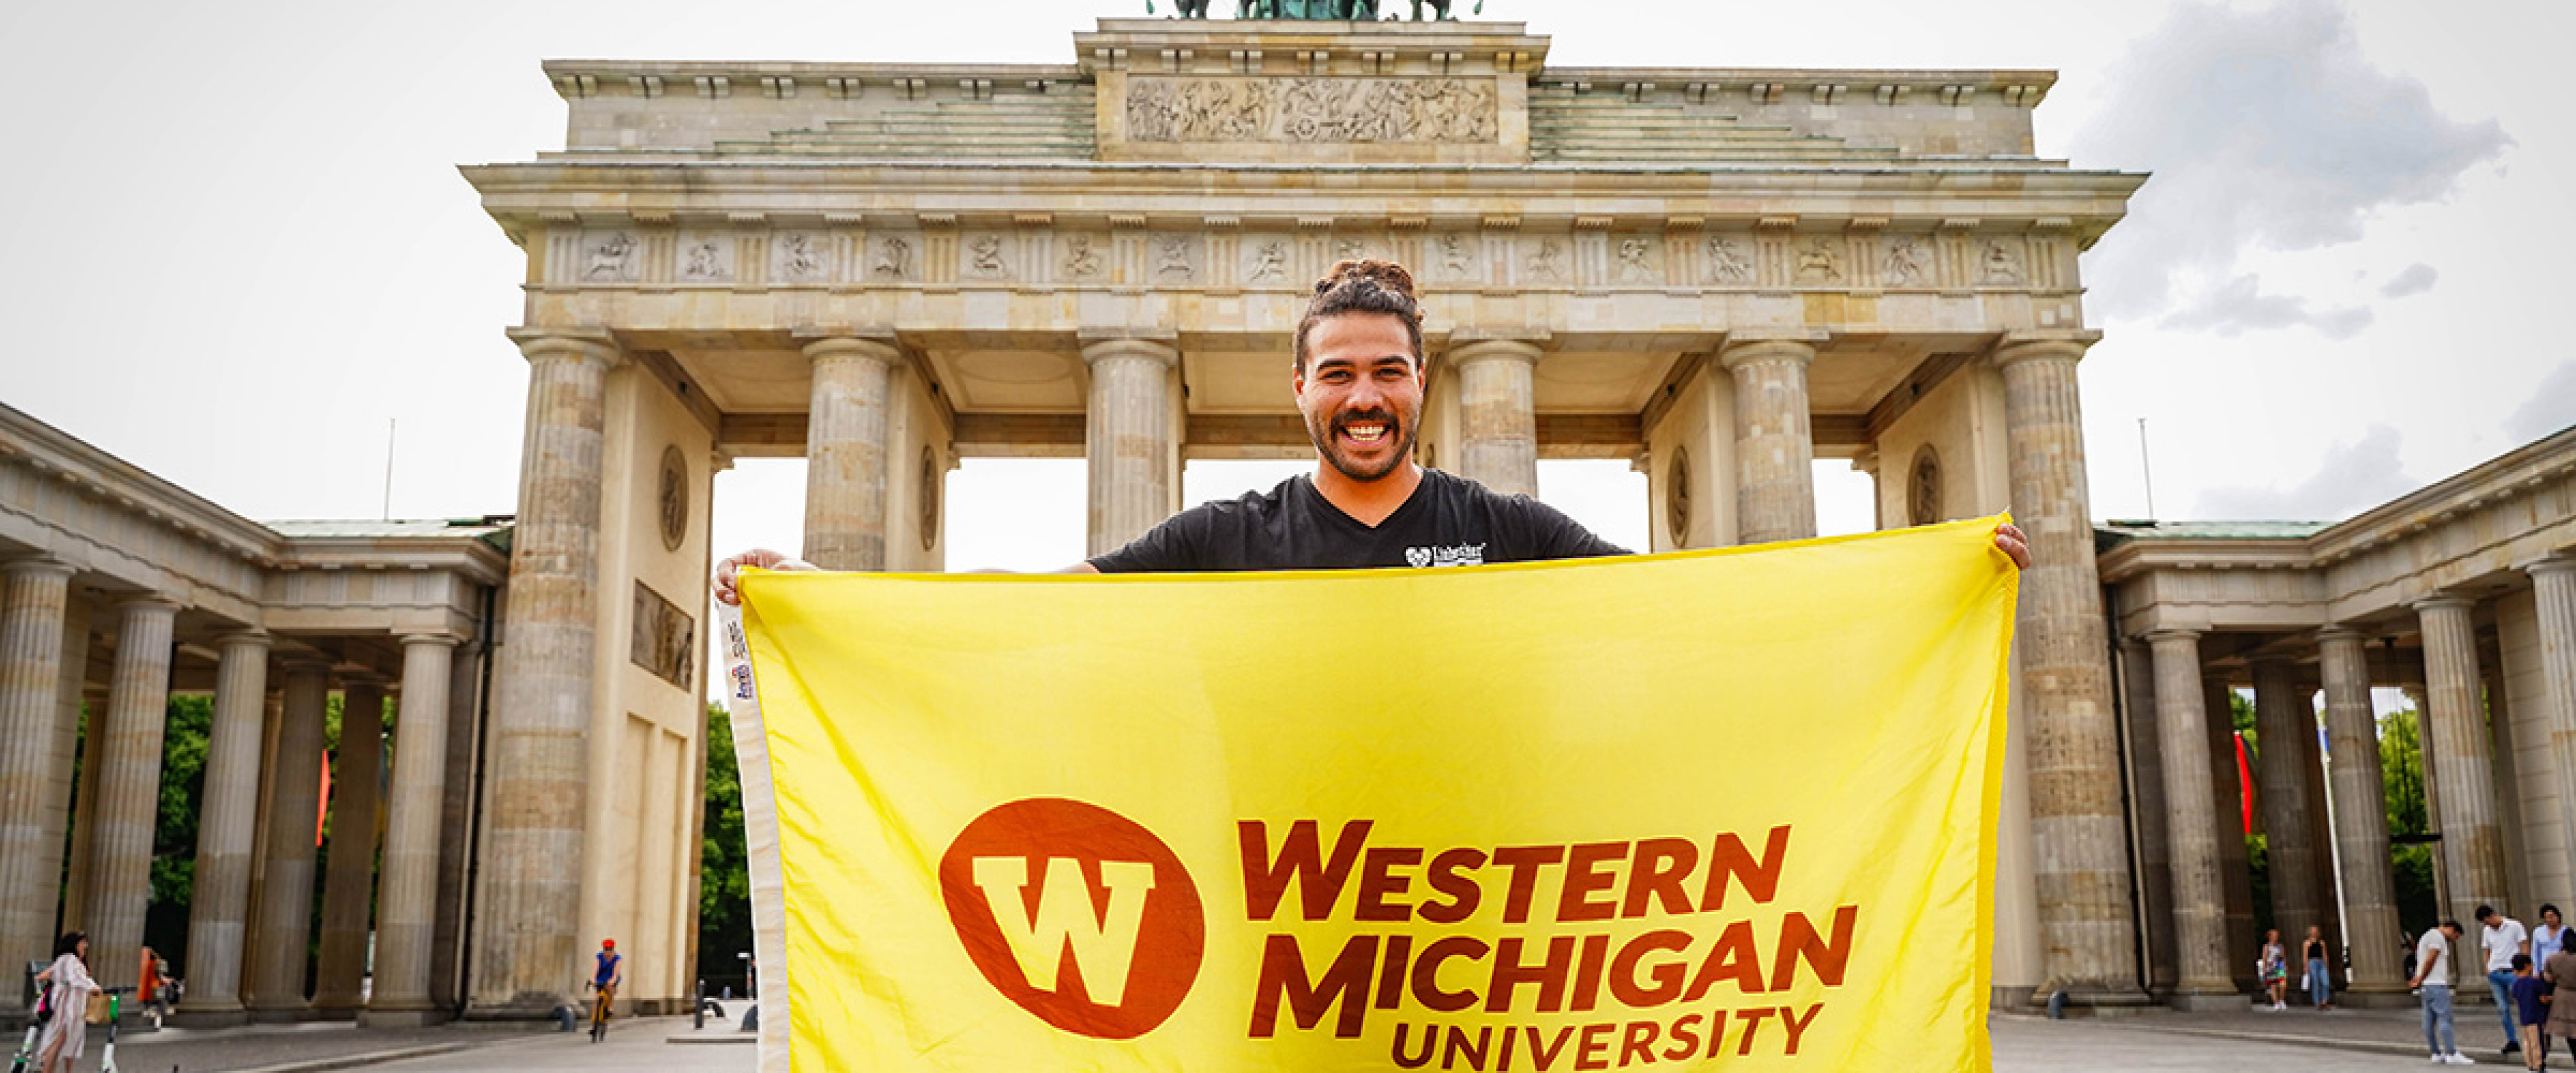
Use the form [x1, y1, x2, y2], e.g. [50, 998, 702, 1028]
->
[715, 549, 819, 606]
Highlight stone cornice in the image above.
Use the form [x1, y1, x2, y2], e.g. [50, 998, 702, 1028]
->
[0, 400, 286, 565]
[2308, 425, 2576, 567]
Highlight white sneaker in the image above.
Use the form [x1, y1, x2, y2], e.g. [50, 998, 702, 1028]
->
[2447, 1054, 2479, 1066]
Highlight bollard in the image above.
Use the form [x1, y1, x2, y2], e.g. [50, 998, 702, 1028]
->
[2047, 989, 2068, 1020]
[741, 1002, 760, 1033]
[694, 978, 706, 1031]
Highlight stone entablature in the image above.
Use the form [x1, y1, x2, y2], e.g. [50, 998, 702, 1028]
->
[539, 19, 2054, 165]
[2100, 427, 2576, 636]
[0, 403, 508, 638]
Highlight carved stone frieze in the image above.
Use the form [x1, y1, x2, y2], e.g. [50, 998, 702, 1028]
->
[1434, 233, 1478, 282]
[1152, 233, 1197, 281]
[1615, 237, 1659, 284]
[1796, 237, 1842, 283]
[1981, 239, 2025, 285]
[1125, 76, 1498, 144]
[1244, 239, 1290, 283]
[1060, 234, 1106, 280]
[771, 231, 830, 283]
[678, 233, 733, 282]
[1524, 237, 1568, 282]
[966, 233, 1012, 280]
[871, 234, 918, 280]
[582, 230, 640, 282]
[1882, 237, 1931, 287]
[1705, 236, 1755, 284]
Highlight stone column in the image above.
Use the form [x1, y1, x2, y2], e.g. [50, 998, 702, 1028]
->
[0, 559, 74, 972]
[802, 335, 898, 571]
[2529, 558, 2576, 901]
[1993, 333, 2141, 1003]
[2207, 673, 2259, 995]
[2418, 596, 2508, 921]
[1718, 337, 1817, 545]
[364, 636, 458, 1025]
[476, 329, 617, 1016]
[78, 597, 180, 992]
[247, 663, 329, 1015]
[1083, 336, 1181, 557]
[313, 679, 386, 1015]
[2252, 657, 2327, 950]
[2148, 630, 2240, 1006]
[2118, 638, 2176, 995]
[1447, 339, 1540, 498]
[2319, 627, 2407, 1001]
[430, 638, 484, 1011]
[178, 631, 271, 1023]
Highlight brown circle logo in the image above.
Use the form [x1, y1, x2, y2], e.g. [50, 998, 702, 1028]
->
[938, 798, 1204, 1039]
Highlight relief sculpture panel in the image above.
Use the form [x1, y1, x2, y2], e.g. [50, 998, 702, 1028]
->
[1126, 76, 1498, 144]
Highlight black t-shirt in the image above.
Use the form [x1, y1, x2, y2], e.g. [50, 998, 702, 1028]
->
[1088, 468, 1631, 573]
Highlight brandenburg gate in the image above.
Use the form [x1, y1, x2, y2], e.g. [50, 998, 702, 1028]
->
[460, 17, 2146, 1013]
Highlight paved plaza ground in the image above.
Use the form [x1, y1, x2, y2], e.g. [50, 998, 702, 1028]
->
[34, 1007, 2576, 1071]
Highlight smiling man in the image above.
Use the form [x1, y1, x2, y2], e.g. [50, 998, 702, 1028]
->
[714, 258, 2028, 596]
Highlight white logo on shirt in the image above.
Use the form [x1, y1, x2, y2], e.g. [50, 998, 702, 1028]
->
[1405, 544, 1485, 568]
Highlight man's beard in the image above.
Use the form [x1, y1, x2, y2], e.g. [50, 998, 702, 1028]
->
[1305, 404, 1417, 482]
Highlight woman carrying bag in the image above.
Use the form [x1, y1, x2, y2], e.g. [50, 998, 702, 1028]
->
[30, 931, 94, 1073]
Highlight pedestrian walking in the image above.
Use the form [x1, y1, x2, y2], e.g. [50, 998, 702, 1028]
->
[2485, 904, 2534, 1057]
[30, 931, 93, 1073]
[2302, 924, 2334, 1011]
[2260, 927, 2289, 1011]
[2415, 920, 2473, 1064]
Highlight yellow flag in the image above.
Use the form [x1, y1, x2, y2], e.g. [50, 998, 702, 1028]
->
[733, 515, 2016, 1072]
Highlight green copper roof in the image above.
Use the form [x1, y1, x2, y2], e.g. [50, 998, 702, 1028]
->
[262, 517, 515, 554]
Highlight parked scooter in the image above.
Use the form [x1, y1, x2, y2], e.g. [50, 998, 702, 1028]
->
[95, 987, 129, 1073]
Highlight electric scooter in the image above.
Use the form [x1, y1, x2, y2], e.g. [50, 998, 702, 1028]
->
[95, 987, 129, 1073]
[6, 1017, 36, 1073]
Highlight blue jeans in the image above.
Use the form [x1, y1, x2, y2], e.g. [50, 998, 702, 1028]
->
[2491, 968, 2522, 1041]
[2306, 957, 2331, 1007]
[2423, 984, 2457, 1056]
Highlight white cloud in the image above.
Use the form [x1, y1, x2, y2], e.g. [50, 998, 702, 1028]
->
[2076, 0, 2509, 320]
[2192, 424, 2414, 520]
[2380, 262, 2438, 298]
[2159, 273, 2371, 339]
[2507, 363, 2576, 443]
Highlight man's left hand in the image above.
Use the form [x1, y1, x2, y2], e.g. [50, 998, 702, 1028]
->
[1995, 522, 2031, 571]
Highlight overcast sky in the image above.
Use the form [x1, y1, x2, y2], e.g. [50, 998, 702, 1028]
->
[3, 0, 2566, 575]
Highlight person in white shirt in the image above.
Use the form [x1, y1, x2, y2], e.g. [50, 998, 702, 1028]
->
[2413, 919, 2471, 1065]
[2485, 905, 2534, 1057]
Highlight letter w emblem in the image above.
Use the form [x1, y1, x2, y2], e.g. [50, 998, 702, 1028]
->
[970, 858, 1159, 1006]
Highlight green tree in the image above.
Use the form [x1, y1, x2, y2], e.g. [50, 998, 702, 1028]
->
[142, 695, 213, 968]
[699, 703, 753, 993]
[2380, 706, 2439, 936]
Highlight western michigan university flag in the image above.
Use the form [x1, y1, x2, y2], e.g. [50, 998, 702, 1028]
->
[721, 516, 2017, 1072]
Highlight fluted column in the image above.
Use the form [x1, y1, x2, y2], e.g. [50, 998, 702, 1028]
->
[476, 329, 617, 1016]
[1718, 337, 1817, 545]
[179, 631, 272, 1022]
[2319, 627, 2406, 997]
[1083, 336, 1181, 557]
[2418, 596, 2507, 921]
[247, 663, 329, 1015]
[314, 679, 386, 1014]
[0, 559, 75, 973]
[2148, 630, 2239, 1006]
[1993, 333, 2140, 1002]
[365, 635, 458, 1025]
[429, 638, 483, 1012]
[2530, 559, 2576, 898]
[802, 335, 898, 571]
[2252, 658, 2326, 952]
[81, 596, 180, 992]
[1448, 339, 1540, 498]
[2120, 638, 2176, 994]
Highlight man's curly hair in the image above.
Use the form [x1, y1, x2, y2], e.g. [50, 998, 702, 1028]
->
[1293, 259, 1424, 374]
